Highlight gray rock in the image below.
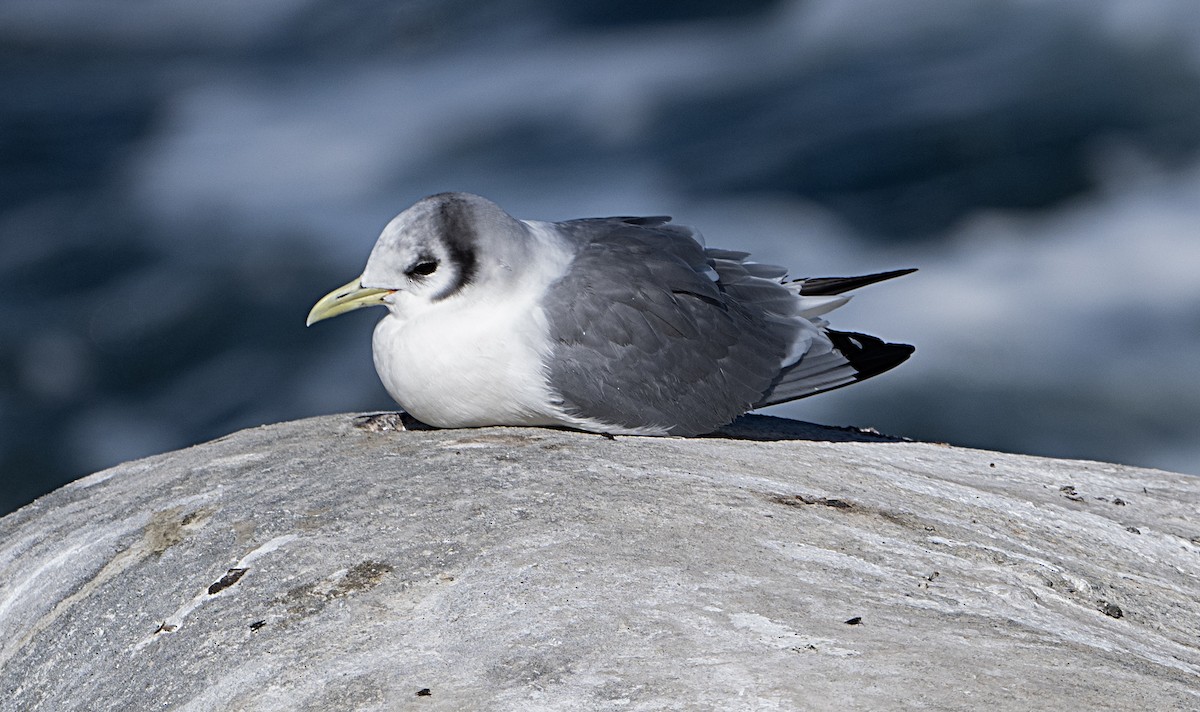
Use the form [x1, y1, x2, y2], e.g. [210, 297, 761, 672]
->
[1, 414, 1198, 710]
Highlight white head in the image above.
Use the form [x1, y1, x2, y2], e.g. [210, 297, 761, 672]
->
[307, 193, 528, 325]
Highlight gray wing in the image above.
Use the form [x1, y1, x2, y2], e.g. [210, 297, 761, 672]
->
[543, 217, 795, 436]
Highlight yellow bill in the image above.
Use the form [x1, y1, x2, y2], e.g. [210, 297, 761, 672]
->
[306, 277, 394, 326]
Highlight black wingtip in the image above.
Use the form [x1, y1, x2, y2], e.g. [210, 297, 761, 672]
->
[619, 215, 673, 227]
[798, 268, 918, 296]
[826, 330, 915, 381]
[752, 329, 914, 408]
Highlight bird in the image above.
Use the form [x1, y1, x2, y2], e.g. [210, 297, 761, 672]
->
[307, 192, 914, 436]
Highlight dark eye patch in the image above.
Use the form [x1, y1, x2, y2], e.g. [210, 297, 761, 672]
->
[407, 260, 438, 277]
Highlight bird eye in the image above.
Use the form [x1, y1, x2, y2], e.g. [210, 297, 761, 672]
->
[407, 261, 438, 277]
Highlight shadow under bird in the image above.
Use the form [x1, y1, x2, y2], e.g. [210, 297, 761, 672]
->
[307, 192, 914, 436]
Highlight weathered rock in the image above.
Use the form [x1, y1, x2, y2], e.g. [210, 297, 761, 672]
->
[1, 414, 1198, 710]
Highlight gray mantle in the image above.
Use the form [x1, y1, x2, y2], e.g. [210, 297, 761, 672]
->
[1, 414, 1198, 711]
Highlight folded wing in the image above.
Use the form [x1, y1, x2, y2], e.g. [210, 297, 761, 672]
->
[543, 216, 914, 434]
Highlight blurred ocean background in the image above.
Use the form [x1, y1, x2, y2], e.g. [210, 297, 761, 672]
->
[3, 0, 1199, 515]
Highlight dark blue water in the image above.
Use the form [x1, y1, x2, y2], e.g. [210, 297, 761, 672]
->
[4, 0, 1200, 515]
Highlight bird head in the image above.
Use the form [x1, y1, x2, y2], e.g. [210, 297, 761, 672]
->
[306, 192, 524, 326]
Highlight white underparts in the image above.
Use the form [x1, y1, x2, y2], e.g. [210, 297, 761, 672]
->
[371, 221, 586, 430]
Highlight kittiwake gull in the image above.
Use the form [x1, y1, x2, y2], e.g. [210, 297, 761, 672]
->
[307, 192, 914, 436]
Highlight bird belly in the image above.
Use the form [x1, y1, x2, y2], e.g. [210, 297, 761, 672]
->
[371, 299, 563, 429]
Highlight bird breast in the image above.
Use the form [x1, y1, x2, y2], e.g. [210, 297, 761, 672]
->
[370, 289, 564, 429]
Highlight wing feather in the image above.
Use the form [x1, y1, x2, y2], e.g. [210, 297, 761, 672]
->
[544, 216, 916, 432]
[544, 218, 793, 435]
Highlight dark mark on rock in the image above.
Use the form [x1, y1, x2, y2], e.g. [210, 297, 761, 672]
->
[416, 688, 432, 697]
[771, 494, 854, 509]
[353, 412, 408, 432]
[144, 506, 216, 555]
[1059, 485, 1085, 502]
[279, 560, 395, 618]
[181, 510, 207, 526]
[1113, 498, 1126, 506]
[1100, 602, 1124, 619]
[154, 622, 178, 634]
[249, 619, 267, 631]
[1126, 526, 1141, 534]
[208, 567, 249, 595]
[844, 616, 863, 625]
[342, 560, 394, 592]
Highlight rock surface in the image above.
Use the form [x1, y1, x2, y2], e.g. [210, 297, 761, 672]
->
[1, 414, 1198, 711]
